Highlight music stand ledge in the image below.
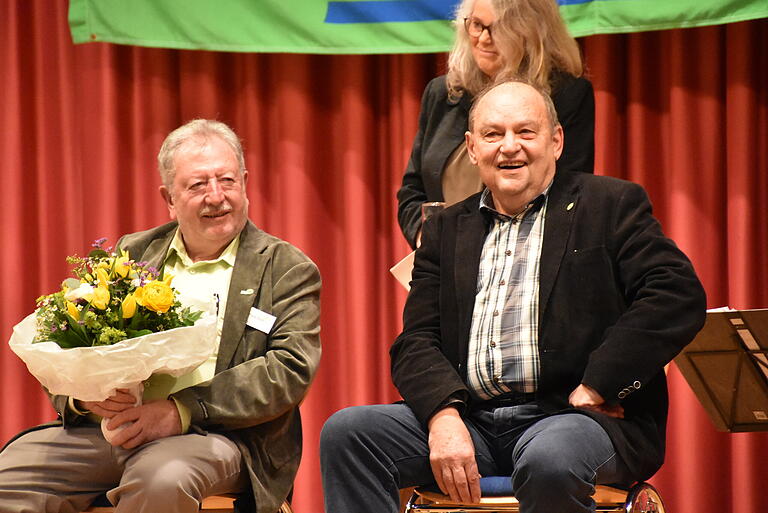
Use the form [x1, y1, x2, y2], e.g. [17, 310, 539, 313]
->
[675, 308, 768, 432]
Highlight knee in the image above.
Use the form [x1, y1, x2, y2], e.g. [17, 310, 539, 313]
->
[116, 460, 202, 505]
[512, 446, 592, 508]
[320, 406, 371, 457]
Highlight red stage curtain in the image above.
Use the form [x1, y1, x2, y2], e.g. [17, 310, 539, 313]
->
[1, 2, 766, 512]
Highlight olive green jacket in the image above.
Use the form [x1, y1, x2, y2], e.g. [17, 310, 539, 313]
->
[51, 221, 322, 513]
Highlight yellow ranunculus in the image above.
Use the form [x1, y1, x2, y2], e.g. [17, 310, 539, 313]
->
[134, 286, 144, 306]
[66, 301, 80, 320]
[114, 251, 131, 278]
[121, 294, 137, 319]
[140, 280, 174, 313]
[89, 284, 110, 310]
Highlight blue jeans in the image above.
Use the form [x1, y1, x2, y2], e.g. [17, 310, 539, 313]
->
[320, 403, 633, 513]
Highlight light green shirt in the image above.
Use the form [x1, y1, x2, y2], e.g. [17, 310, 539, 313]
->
[147, 229, 239, 430]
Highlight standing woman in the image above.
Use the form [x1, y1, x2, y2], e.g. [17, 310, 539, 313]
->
[397, 0, 594, 248]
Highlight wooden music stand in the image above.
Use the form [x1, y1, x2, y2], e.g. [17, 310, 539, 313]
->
[675, 308, 768, 432]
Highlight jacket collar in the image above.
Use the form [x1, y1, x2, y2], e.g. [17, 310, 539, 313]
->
[538, 172, 582, 323]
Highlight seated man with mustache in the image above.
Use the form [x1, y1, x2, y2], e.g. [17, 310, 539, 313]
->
[0, 119, 321, 513]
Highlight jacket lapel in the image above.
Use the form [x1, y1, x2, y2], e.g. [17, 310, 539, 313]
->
[454, 200, 487, 357]
[539, 173, 581, 324]
[143, 233, 175, 275]
[215, 222, 270, 373]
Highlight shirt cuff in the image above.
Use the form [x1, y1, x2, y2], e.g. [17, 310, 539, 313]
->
[171, 396, 192, 434]
[67, 396, 90, 416]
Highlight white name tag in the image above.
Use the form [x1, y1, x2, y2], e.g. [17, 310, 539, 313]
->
[247, 307, 276, 334]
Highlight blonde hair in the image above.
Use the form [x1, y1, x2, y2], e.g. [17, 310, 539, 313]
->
[446, 0, 583, 99]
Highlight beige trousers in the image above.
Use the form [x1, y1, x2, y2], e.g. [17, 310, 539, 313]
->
[0, 424, 247, 513]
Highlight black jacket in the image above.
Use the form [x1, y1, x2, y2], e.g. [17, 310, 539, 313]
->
[391, 171, 706, 481]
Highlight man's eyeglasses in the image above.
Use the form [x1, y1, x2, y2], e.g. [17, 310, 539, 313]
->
[464, 17, 493, 38]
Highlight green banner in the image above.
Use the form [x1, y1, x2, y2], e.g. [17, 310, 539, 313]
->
[68, 0, 768, 55]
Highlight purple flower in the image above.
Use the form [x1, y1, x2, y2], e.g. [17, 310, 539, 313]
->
[92, 237, 108, 248]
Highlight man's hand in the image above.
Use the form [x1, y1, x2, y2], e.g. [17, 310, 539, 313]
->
[103, 399, 182, 449]
[427, 406, 481, 504]
[78, 389, 137, 418]
[569, 384, 624, 418]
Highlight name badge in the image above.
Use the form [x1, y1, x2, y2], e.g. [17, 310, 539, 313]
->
[247, 307, 276, 334]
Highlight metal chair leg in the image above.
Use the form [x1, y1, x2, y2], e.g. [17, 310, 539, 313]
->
[624, 482, 666, 513]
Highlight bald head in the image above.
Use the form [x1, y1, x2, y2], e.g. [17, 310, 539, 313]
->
[468, 80, 560, 134]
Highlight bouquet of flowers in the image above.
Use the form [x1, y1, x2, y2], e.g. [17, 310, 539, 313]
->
[9, 239, 217, 407]
[34, 239, 203, 348]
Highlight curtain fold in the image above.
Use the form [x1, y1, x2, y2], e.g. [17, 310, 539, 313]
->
[1, 2, 766, 512]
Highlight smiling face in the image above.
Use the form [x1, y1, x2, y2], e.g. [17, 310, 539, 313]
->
[160, 136, 249, 261]
[466, 82, 563, 215]
[468, 0, 502, 78]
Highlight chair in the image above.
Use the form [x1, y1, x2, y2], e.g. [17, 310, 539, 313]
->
[404, 477, 666, 513]
[84, 494, 294, 513]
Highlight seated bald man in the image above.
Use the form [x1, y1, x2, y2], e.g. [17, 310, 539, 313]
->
[320, 81, 705, 513]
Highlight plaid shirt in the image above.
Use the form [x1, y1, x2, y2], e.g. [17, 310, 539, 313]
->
[466, 188, 548, 400]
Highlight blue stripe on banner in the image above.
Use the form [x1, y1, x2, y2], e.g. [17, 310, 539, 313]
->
[325, 1, 457, 24]
[323, 0, 614, 24]
[557, 0, 598, 5]
[556, 0, 633, 4]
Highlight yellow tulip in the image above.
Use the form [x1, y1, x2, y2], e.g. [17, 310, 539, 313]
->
[114, 252, 131, 278]
[96, 267, 110, 287]
[121, 294, 137, 319]
[90, 284, 110, 310]
[140, 280, 174, 313]
[66, 301, 80, 320]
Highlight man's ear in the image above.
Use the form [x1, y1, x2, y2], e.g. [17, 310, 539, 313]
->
[465, 131, 479, 165]
[159, 186, 177, 220]
[552, 124, 564, 161]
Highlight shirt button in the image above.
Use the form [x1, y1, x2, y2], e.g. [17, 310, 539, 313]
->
[505, 250, 512, 256]
[490, 340, 496, 348]
[500, 280, 506, 286]
[493, 375, 501, 383]
[493, 310, 499, 316]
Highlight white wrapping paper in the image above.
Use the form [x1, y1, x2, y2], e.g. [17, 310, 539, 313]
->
[8, 299, 217, 402]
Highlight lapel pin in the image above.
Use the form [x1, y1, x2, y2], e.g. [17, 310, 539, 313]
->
[240, 288, 254, 295]
[566, 202, 574, 211]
